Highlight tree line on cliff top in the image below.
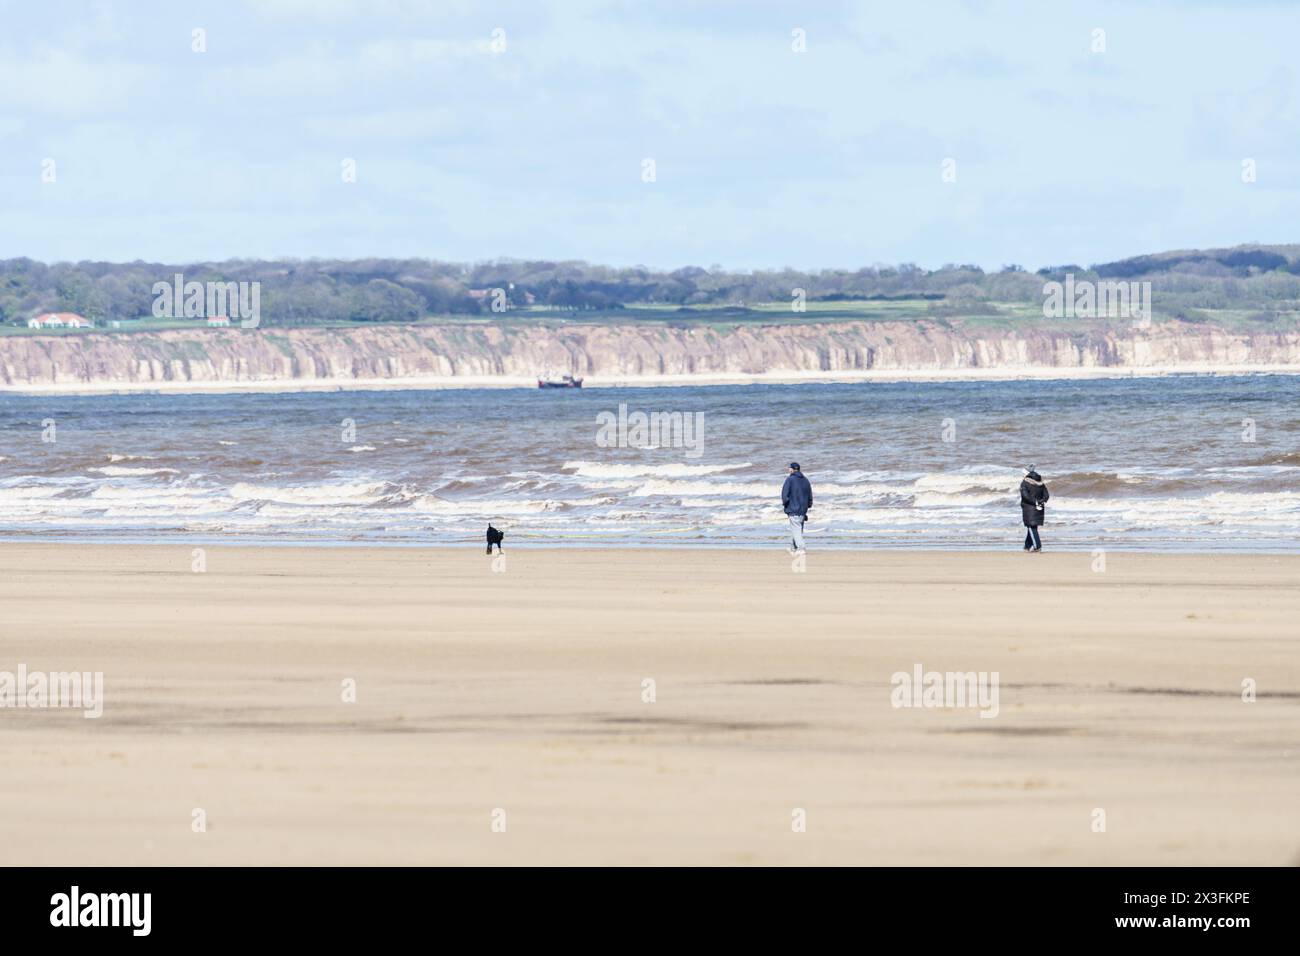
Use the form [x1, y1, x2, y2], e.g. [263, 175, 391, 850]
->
[2, 245, 1299, 327]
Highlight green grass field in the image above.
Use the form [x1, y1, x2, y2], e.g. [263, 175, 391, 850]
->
[435, 300, 1300, 333]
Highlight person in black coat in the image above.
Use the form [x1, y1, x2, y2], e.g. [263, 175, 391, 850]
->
[781, 462, 813, 553]
[1019, 465, 1049, 552]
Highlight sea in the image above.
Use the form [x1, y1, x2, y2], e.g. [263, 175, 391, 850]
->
[1, 375, 1297, 551]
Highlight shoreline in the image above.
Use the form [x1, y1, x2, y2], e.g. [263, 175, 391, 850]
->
[1, 537, 1296, 555]
[2, 363, 1300, 395]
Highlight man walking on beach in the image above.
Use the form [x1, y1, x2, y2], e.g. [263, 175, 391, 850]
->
[782, 462, 813, 554]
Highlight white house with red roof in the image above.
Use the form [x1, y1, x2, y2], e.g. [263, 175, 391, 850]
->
[28, 312, 93, 329]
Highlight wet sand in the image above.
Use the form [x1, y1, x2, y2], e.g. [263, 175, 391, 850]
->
[1, 544, 1296, 865]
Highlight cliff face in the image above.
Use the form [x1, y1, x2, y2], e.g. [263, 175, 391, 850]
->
[3, 321, 1299, 388]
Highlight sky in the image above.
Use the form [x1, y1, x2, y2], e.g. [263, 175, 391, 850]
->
[1, 0, 1297, 271]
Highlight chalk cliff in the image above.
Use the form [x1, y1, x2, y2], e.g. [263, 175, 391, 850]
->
[2, 321, 1299, 389]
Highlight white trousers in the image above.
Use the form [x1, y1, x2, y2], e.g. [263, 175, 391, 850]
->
[788, 514, 806, 550]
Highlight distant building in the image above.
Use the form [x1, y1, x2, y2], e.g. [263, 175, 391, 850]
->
[28, 312, 92, 329]
[206, 315, 232, 327]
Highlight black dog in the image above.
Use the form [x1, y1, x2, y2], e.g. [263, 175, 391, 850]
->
[486, 524, 505, 555]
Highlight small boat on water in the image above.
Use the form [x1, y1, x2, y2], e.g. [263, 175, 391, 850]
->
[537, 375, 583, 389]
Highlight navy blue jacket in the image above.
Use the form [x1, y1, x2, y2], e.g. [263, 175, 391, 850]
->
[782, 472, 813, 516]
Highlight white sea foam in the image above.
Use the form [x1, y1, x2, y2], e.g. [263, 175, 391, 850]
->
[0, 482, 82, 500]
[822, 506, 994, 525]
[89, 484, 213, 501]
[627, 477, 897, 499]
[911, 491, 1006, 508]
[911, 471, 1018, 494]
[90, 466, 180, 477]
[629, 479, 774, 498]
[228, 481, 390, 505]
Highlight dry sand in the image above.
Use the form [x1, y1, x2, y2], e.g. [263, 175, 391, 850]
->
[1, 544, 1296, 866]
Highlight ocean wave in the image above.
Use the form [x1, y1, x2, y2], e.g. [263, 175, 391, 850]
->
[820, 469, 916, 484]
[563, 460, 753, 478]
[228, 481, 393, 505]
[821, 506, 1002, 525]
[629, 478, 772, 498]
[675, 497, 766, 510]
[89, 484, 215, 501]
[1065, 472, 1173, 494]
[627, 478, 901, 499]
[1243, 451, 1300, 467]
[910, 471, 1018, 495]
[0, 482, 87, 500]
[90, 466, 180, 477]
[911, 491, 1007, 508]
[410, 495, 564, 515]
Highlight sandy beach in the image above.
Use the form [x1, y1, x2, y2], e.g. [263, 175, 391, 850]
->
[1, 544, 1296, 866]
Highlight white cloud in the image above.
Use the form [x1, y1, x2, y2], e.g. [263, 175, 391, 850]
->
[0, 48, 152, 116]
[299, 107, 463, 140]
